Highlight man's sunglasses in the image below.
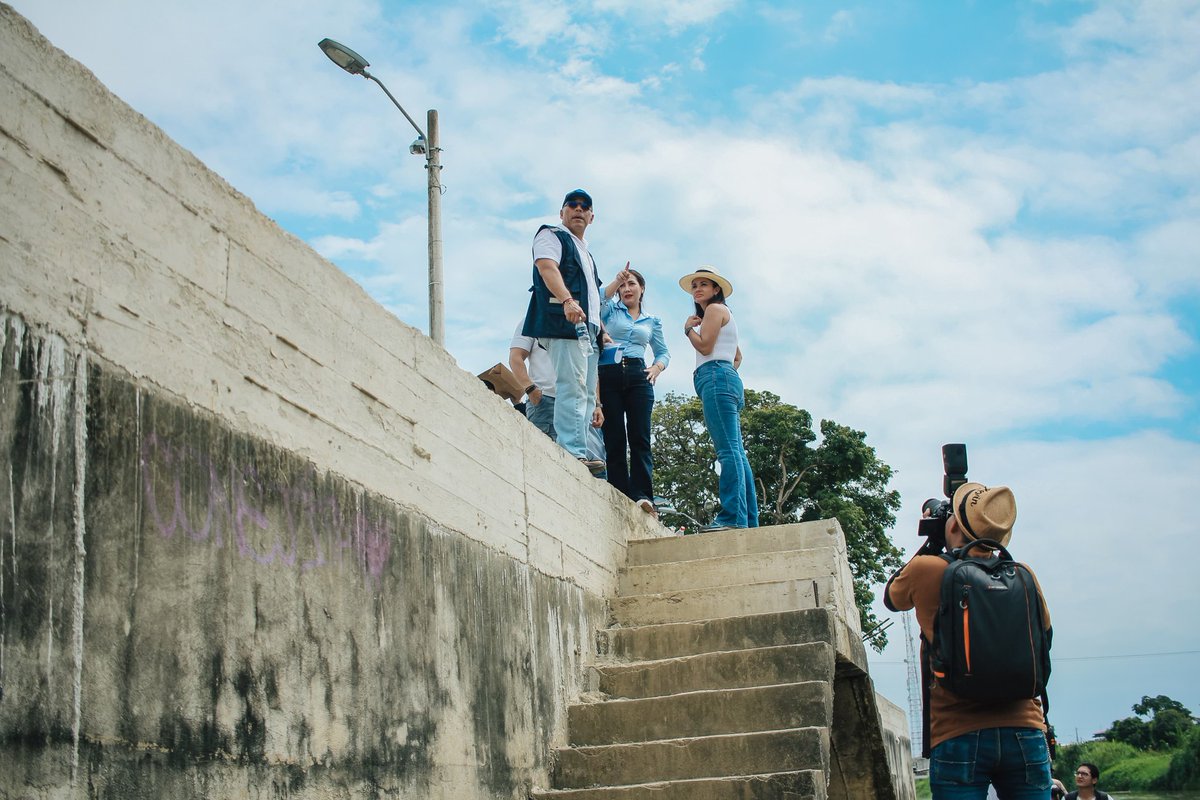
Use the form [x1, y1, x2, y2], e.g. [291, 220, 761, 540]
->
[564, 200, 591, 210]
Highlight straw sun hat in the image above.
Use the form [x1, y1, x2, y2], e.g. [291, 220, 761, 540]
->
[678, 266, 734, 298]
[950, 482, 1017, 547]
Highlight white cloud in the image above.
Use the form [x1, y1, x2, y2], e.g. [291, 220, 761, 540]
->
[594, 0, 737, 30]
[822, 9, 857, 43]
[488, 0, 575, 50]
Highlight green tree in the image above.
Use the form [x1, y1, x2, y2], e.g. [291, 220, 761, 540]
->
[1135, 695, 1191, 718]
[1108, 716, 1152, 750]
[650, 389, 904, 648]
[1164, 724, 1200, 790]
[1105, 695, 1195, 751]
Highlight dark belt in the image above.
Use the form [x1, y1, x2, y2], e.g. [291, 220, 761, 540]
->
[601, 356, 645, 368]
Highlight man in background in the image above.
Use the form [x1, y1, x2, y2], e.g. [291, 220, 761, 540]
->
[1066, 763, 1111, 800]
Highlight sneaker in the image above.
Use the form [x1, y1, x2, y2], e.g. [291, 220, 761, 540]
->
[579, 457, 606, 474]
[636, 498, 658, 518]
[700, 523, 732, 532]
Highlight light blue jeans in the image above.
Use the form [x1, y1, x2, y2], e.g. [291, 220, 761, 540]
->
[693, 360, 758, 528]
[545, 336, 598, 460]
[525, 394, 556, 440]
[525, 394, 607, 478]
[930, 727, 1052, 799]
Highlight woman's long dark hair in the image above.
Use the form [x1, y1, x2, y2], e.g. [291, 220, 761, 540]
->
[623, 269, 647, 312]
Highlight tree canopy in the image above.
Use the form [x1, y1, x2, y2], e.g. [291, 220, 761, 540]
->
[650, 389, 904, 648]
[1105, 695, 1196, 751]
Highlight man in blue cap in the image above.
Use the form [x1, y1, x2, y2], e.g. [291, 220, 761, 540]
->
[522, 189, 605, 471]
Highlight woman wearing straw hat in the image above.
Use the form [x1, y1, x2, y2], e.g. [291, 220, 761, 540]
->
[680, 267, 758, 531]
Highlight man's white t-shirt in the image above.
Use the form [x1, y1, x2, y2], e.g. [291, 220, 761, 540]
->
[533, 226, 601, 328]
[510, 321, 556, 398]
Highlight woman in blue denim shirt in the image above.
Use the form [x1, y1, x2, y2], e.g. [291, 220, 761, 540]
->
[680, 267, 758, 531]
[599, 266, 670, 515]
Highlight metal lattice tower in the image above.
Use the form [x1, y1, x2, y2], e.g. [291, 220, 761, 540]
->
[903, 611, 922, 757]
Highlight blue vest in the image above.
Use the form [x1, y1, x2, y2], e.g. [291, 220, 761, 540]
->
[522, 225, 602, 341]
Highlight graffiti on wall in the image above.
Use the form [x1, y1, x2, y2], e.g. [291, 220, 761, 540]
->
[140, 431, 392, 584]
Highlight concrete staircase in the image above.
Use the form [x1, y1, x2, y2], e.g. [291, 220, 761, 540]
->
[532, 520, 908, 800]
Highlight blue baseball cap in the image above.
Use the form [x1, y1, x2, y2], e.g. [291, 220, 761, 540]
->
[562, 189, 593, 207]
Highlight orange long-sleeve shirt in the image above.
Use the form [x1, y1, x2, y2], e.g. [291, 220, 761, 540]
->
[886, 553, 1051, 749]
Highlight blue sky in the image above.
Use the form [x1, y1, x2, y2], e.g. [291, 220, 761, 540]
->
[13, 0, 1200, 749]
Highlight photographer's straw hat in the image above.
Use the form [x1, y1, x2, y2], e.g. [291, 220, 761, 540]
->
[951, 482, 1017, 547]
[678, 266, 733, 298]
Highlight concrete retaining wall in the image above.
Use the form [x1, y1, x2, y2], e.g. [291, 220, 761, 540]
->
[0, 5, 662, 797]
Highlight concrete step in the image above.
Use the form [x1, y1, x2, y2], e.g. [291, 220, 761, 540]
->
[568, 681, 832, 746]
[618, 546, 838, 596]
[531, 769, 827, 800]
[599, 608, 838, 663]
[610, 575, 834, 626]
[594, 641, 834, 699]
[625, 521, 843, 567]
[551, 727, 829, 789]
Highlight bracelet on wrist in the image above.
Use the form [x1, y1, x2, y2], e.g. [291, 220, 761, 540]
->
[525, 384, 538, 395]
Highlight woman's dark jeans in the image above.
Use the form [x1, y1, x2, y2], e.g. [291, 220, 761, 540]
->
[599, 358, 655, 502]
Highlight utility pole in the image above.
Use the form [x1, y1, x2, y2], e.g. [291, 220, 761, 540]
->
[904, 611, 922, 757]
[426, 109, 444, 346]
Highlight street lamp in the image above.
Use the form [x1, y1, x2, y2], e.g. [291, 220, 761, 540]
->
[318, 38, 445, 346]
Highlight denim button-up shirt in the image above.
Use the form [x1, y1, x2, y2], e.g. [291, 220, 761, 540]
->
[600, 297, 671, 368]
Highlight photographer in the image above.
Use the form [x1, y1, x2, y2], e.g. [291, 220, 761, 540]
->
[884, 482, 1054, 799]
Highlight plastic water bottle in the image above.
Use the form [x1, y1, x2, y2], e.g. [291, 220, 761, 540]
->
[575, 321, 594, 356]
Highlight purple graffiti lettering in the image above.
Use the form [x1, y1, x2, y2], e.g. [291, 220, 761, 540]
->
[360, 516, 392, 583]
[140, 429, 392, 586]
[141, 432, 220, 543]
[232, 463, 282, 565]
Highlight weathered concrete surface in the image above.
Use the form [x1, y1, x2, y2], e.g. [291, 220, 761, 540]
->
[0, 4, 668, 797]
[615, 522, 866, 670]
[567, 681, 831, 745]
[592, 641, 834, 699]
[551, 728, 829, 789]
[0, 317, 607, 798]
[828, 667, 912, 800]
[600, 608, 841, 663]
[553, 526, 910, 800]
[876, 694, 918, 800]
[611, 573, 835, 626]
[535, 770, 827, 800]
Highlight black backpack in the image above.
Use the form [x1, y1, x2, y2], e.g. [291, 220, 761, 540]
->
[929, 539, 1052, 704]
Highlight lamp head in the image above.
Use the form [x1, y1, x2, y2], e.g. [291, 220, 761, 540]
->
[318, 38, 370, 76]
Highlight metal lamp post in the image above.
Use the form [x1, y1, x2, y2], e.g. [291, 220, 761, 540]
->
[318, 38, 444, 346]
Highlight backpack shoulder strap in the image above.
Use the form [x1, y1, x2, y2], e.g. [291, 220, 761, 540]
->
[919, 636, 932, 759]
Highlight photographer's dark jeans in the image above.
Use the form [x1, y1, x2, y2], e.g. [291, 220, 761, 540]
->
[599, 358, 655, 502]
[930, 727, 1052, 799]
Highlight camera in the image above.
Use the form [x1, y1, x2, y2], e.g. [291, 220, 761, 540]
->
[917, 443, 968, 548]
[409, 135, 427, 155]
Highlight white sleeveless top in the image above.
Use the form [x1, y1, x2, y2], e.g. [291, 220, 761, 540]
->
[695, 308, 739, 368]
